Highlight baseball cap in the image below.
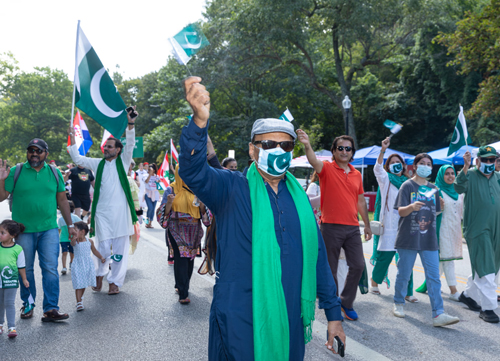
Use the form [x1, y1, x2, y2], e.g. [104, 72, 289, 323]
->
[477, 146, 497, 158]
[27, 139, 48, 151]
[251, 118, 297, 141]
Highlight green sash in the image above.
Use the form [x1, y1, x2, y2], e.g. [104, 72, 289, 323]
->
[90, 157, 138, 237]
[246, 163, 318, 361]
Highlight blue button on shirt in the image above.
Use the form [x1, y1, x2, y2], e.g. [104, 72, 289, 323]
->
[179, 119, 341, 361]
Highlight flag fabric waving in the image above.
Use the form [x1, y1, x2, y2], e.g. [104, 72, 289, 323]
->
[169, 139, 179, 183]
[448, 106, 472, 156]
[74, 23, 128, 138]
[68, 111, 93, 155]
[168, 23, 210, 65]
[157, 152, 170, 190]
[279, 108, 294, 122]
[100, 129, 114, 153]
[383, 120, 403, 134]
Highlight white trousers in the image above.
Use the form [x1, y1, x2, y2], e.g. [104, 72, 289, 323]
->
[96, 236, 130, 287]
[464, 272, 497, 311]
[439, 261, 457, 287]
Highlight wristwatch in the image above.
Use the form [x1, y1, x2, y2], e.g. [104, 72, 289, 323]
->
[68, 224, 74, 228]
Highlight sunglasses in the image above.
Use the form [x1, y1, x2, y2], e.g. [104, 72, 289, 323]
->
[27, 148, 45, 154]
[253, 140, 295, 152]
[480, 157, 497, 163]
[336, 146, 352, 152]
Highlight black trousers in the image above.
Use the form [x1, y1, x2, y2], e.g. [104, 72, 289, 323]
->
[168, 230, 194, 300]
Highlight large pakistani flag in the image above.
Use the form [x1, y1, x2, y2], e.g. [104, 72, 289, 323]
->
[74, 24, 128, 137]
[447, 105, 472, 156]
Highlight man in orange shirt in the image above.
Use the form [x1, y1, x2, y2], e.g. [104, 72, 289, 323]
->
[298, 130, 372, 321]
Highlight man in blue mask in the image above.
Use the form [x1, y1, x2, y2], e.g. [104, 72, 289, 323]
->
[455, 146, 500, 323]
[179, 76, 345, 360]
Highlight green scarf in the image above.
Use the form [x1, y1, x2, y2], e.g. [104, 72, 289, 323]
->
[371, 172, 408, 267]
[90, 157, 138, 237]
[247, 163, 318, 361]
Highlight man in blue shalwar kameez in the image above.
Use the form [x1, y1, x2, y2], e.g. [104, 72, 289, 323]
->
[179, 76, 345, 361]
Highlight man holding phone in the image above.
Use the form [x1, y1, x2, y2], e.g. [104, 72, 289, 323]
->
[67, 106, 138, 295]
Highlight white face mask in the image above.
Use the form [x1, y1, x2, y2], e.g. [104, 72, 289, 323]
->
[255, 146, 292, 176]
[416, 165, 432, 178]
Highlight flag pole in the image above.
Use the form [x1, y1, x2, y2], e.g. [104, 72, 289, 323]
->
[70, 20, 81, 128]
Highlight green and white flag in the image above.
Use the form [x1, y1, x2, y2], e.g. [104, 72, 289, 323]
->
[447, 105, 471, 156]
[168, 23, 210, 66]
[74, 24, 128, 137]
[279, 108, 294, 122]
[383, 120, 403, 134]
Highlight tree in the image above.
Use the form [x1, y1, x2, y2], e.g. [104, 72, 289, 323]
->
[0, 67, 73, 163]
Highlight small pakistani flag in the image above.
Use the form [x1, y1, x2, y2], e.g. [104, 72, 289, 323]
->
[110, 254, 123, 262]
[383, 120, 403, 134]
[279, 108, 294, 122]
[168, 23, 210, 65]
[74, 23, 128, 137]
[418, 185, 438, 198]
[447, 105, 472, 156]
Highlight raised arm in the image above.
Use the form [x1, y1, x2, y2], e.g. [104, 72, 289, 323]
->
[0, 160, 11, 202]
[454, 152, 470, 195]
[296, 129, 323, 174]
[120, 107, 137, 170]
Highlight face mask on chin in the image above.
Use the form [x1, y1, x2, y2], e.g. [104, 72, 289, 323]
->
[479, 162, 495, 175]
[254, 146, 292, 176]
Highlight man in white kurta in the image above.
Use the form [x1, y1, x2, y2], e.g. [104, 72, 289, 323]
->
[67, 111, 136, 295]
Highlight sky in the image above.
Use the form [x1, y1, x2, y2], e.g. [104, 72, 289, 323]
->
[1, 0, 207, 80]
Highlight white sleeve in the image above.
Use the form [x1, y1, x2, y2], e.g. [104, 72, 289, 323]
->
[57, 217, 65, 228]
[67, 144, 101, 172]
[373, 161, 389, 187]
[17, 249, 26, 269]
[120, 128, 135, 171]
[306, 183, 318, 196]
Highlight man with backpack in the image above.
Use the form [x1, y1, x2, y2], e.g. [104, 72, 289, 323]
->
[0, 138, 75, 322]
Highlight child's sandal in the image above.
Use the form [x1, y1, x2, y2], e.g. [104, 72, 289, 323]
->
[76, 302, 84, 311]
[7, 328, 17, 338]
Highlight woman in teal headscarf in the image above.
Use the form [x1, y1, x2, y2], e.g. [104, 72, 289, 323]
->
[370, 137, 417, 302]
[416, 165, 464, 301]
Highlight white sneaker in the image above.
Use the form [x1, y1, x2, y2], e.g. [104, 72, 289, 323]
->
[393, 304, 405, 318]
[61, 267, 67, 275]
[449, 292, 460, 302]
[433, 313, 460, 327]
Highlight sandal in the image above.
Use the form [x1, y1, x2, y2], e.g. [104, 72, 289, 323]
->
[179, 298, 191, 305]
[92, 276, 103, 292]
[108, 283, 120, 295]
[76, 302, 84, 311]
[405, 295, 419, 303]
[7, 328, 17, 338]
[370, 287, 381, 295]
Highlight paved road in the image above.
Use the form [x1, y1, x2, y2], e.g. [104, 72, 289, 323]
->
[1, 199, 499, 360]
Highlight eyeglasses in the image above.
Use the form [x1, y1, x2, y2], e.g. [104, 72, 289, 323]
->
[480, 157, 497, 163]
[336, 146, 352, 152]
[27, 148, 44, 154]
[253, 140, 295, 152]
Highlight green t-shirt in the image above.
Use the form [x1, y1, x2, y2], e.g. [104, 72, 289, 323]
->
[5, 162, 66, 233]
[0, 244, 25, 289]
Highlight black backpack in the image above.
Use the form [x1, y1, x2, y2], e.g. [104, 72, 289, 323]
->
[8, 163, 60, 212]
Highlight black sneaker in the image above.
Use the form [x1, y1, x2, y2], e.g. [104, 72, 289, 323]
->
[479, 310, 499, 323]
[458, 292, 481, 311]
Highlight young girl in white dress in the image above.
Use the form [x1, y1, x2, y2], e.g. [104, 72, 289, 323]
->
[70, 222, 105, 311]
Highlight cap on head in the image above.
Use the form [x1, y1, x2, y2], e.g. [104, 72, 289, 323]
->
[478, 146, 497, 158]
[27, 138, 48, 151]
[144, 162, 149, 166]
[251, 118, 297, 141]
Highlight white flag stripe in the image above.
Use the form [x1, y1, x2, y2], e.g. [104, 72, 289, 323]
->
[74, 26, 92, 94]
[458, 105, 468, 141]
[100, 129, 113, 151]
[283, 108, 294, 121]
[390, 124, 402, 134]
[168, 37, 190, 65]
[171, 139, 179, 162]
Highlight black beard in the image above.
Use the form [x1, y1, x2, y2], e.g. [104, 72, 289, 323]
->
[104, 152, 116, 159]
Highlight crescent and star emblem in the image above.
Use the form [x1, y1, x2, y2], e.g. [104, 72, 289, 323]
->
[1, 266, 13, 280]
[450, 127, 460, 145]
[90, 68, 123, 118]
[273, 157, 287, 173]
[183, 32, 202, 49]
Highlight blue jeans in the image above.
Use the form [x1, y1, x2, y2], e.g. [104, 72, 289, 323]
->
[145, 195, 157, 221]
[16, 229, 60, 312]
[394, 249, 443, 318]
